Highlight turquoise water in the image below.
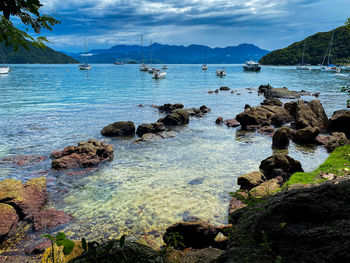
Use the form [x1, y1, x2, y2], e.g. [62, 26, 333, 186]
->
[0, 64, 348, 246]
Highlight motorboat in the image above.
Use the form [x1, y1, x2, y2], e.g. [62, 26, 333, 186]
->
[152, 69, 166, 79]
[162, 65, 167, 70]
[296, 65, 311, 70]
[202, 64, 207, 70]
[335, 73, 350, 80]
[0, 66, 10, 74]
[79, 64, 91, 70]
[216, 67, 226, 77]
[114, 61, 124, 65]
[320, 64, 339, 72]
[243, 60, 261, 71]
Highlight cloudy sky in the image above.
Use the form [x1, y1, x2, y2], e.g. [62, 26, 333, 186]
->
[33, 0, 349, 52]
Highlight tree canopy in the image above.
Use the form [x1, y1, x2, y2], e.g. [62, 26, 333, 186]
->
[0, 0, 60, 50]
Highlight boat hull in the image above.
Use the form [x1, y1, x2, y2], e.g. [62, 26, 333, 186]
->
[335, 73, 350, 80]
[0, 66, 10, 74]
[243, 66, 261, 72]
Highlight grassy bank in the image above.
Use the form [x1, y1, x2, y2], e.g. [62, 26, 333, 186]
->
[284, 144, 350, 188]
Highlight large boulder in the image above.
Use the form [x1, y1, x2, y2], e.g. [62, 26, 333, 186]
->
[51, 139, 114, 170]
[159, 109, 189, 126]
[224, 119, 240, 127]
[329, 110, 350, 138]
[324, 132, 350, 153]
[258, 84, 301, 99]
[0, 203, 19, 242]
[259, 154, 303, 180]
[157, 103, 184, 113]
[0, 177, 47, 218]
[261, 98, 283, 106]
[33, 209, 73, 231]
[249, 177, 282, 197]
[237, 171, 265, 190]
[136, 122, 165, 137]
[292, 126, 320, 144]
[218, 179, 350, 263]
[294, 100, 328, 131]
[272, 127, 292, 148]
[163, 221, 218, 249]
[101, 121, 135, 137]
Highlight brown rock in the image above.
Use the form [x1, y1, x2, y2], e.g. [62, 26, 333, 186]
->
[324, 132, 350, 152]
[249, 178, 282, 197]
[219, 86, 230, 91]
[33, 209, 74, 231]
[101, 121, 135, 137]
[0, 203, 19, 242]
[51, 139, 114, 170]
[261, 98, 283, 106]
[292, 127, 320, 144]
[228, 197, 247, 216]
[136, 122, 165, 137]
[294, 100, 328, 130]
[215, 117, 224, 124]
[25, 240, 51, 255]
[224, 119, 240, 127]
[157, 103, 184, 113]
[272, 127, 291, 148]
[257, 126, 275, 136]
[0, 155, 45, 166]
[237, 171, 265, 190]
[329, 110, 350, 138]
[158, 109, 189, 126]
[0, 177, 47, 218]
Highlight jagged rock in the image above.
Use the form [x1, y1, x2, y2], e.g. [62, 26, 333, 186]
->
[257, 126, 275, 136]
[324, 132, 350, 152]
[237, 171, 265, 190]
[313, 92, 320, 97]
[258, 84, 301, 99]
[136, 122, 165, 137]
[294, 100, 328, 130]
[158, 109, 189, 126]
[292, 127, 320, 144]
[101, 121, 135, 137]
[329, 110, 350, 138]
[272, 127, 292, 148]
[218, 179, 350, 263]
[244, 104, 251, 110]
[163, 221, 219, 249]
[228, 197, 247, 216]
[133, 133, 164, 143]
[215, 117, 224, 124]
[219, 86, 230, 91]
[249, 177, 283, 197]
[259, 154, 303, 180]
[215, 89, 219, 93]
[0, 203, 19, 242]
[261, 98, 283, 106]
[157, 103, 184, 113]
[51, 139, 114, 170]
[33, 209, 73, 231]
[0, 177, 47, 218]
[224, 119, 240, 127]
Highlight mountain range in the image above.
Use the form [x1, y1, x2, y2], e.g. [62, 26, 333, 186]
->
[66, 43, 270, 64]
[259, 25, 350, 65]
[1, 43, 77, 64]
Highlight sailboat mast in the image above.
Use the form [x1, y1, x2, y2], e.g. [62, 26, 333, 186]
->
[301, 41, 306, 65]
[327, 30, 335, 65]
[150, 40, 152, 66]
[141, 34, 144, 64]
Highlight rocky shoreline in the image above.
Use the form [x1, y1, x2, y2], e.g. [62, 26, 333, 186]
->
[1, 84, 350, 262]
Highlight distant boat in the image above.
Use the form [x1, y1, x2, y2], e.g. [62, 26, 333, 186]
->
[320, 31, 339, 72]
[79, 38, 91, 70]
[335, 73, 350, 80]
[148, 40, 156, 74]
[296, 40, 311, 70]
[152, 69, 166, 79]
[341, 65, 350, 72]
[202, 48, 207, 70]
[114, 61, 124, 65]
[201, 64, 207, 71]
[162, 65, 167, 70]
[140, 34, 148, 71]
[216, 67, 226, 77]
[0, 46, 10, 74]
[243, 60, 261, 71]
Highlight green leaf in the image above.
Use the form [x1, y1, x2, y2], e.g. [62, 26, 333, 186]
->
[41, 234, 53, 241]
[119, 235, 126, 249]
[56, 239, 75, 255]
[55, 232, 67, 241]
[82, 238, 87, 252]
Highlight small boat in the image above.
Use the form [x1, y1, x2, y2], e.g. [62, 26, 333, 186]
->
[320, 31, 339, 72]
[243, 60, 261, 71]
[162, 65, 167, 70]
[139, 34, 148, 71]
[79, 38, 91, 70]
[341, 65, 350, 72]
[148, 68, 155, 74]
[0, 46, 10, 74]
[0, 66, 10, 74]
[152, 69, 167, 79]
[216, 67, 226, 77]
[296, 40, 311, 70]
[321, 64, 339, 72]
[335, 73, 350, 80]
[201, 64, 207, 71]
[114, 61, 124, 65]
[140, 63, 148, 71]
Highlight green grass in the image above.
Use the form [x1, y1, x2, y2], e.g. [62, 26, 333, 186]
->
[283, 145, 350, 189]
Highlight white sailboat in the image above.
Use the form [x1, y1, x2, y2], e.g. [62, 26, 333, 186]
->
[0, 46, 10, 74]
[296, 40, 311, 70]
[202, 48, 207, 70]
[152, 69, 167, 79]
[320, 31, 339, 72]
[148, 40, 155, 74]
[79, 38, 91, 70]
[216, 67, 226, 76]
[139, 34, 148, 71]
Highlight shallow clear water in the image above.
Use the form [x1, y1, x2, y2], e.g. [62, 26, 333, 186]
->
[0, 64, 348, 246]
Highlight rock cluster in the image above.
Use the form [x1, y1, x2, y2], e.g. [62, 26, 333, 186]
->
[51, 139, 114, 170]
[258, 84, 308, 99]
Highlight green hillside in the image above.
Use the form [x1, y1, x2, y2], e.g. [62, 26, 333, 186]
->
[1, 42, 78, 64]
[259, 26, 350, 65]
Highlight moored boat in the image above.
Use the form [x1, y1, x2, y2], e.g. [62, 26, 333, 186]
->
[296, 65, 311, 70]
[0, 66, 10, 74]
[114, 61, 124, 65]
[152, 70, 167, 79]
[320, 31, 339, 72]
[243, 60, 261, 71]
[79, 38, 91, 70]
[216, 67, 226, 77]
[139, 34, 148, 71]
[296, 40, 310, 70]
[162, 65, 167, 70]
[335, 73, 350, 80]
[202, 64, 207, 71]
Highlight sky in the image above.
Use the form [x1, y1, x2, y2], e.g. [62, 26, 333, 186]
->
[28, 0, 350, 52]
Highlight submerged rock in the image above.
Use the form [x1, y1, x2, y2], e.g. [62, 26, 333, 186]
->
[101, 121, 135, 137]
[228, 197, 247, 216]
[51, 139, 114, 170]
[258, 84, 301, 99]
[224, 118, 240, 127]
[33, 209, 73, 231]
[136, 122, 165, 137]
[219, 86, 230, 91]
[259, 154, 303, 181]
[257, 126, 275, 136]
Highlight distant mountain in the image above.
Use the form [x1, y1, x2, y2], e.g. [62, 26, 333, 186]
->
[1, 42, 77, 64]
[259, 26, 350, 65]
[66, 43, 269, 64]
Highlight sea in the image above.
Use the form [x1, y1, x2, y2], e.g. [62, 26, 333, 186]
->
[0, 64, 348, 247]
